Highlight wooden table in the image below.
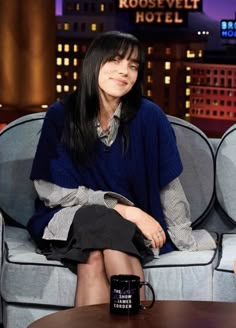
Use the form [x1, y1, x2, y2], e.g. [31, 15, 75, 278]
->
[28, 300, 236, 328]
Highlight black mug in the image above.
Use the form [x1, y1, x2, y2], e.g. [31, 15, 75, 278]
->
[110, 274, 155, 315]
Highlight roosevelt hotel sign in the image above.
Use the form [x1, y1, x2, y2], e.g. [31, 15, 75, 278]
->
[117, 0, 202, 26]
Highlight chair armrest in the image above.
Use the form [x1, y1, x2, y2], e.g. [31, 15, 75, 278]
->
[0, 210, 4, 272]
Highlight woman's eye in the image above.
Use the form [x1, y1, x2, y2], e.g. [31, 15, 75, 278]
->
[130, 64, 138, 70]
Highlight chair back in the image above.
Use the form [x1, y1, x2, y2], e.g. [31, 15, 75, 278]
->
[0, 113, 45, 227]
[215, 124, 236, 226]
[168, 115, 215, 227]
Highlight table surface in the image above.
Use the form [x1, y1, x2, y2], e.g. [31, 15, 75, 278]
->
[28, 300, 236, 328]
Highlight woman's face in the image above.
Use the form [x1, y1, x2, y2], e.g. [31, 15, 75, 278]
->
[98, 48, 139, 102]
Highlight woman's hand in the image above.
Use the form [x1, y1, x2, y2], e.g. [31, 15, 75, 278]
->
[114, 204, 166, 249]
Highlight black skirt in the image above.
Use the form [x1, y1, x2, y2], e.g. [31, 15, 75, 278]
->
[42, 205, 154, 273]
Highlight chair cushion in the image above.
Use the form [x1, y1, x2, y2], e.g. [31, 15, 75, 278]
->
[213, 233, 236, 302]
[1, 226, 76, 307]
[2, 226, 218, 306]
[168, 116, 215, 227]
[144, 247, 217, 301]
[0, 113, 45, 227]
[215, 124, 236, 224]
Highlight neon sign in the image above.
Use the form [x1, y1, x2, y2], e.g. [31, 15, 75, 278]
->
[118, 0, 203, 26]
[220, 20, 236, 38]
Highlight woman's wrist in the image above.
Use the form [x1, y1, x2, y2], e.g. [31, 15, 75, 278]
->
[114, 204, 141, 224]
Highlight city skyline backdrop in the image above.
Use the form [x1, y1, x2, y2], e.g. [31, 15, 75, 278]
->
[55, 0, 236, 21]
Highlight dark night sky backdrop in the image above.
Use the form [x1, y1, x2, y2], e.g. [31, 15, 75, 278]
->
[203, 0, 235, 21]
[55, 0, 236, 20]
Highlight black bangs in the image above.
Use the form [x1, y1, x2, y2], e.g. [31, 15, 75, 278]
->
[98, 31, 144, 66]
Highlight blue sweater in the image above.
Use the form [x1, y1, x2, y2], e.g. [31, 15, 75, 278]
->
[28, 98, 183, 254]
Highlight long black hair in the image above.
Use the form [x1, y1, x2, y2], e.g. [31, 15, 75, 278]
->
[61, 30, 146, 165]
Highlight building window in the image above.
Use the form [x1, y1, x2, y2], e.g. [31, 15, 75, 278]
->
[57, 23, 63, 31]
[165, 61, 171, 70]
[81, 23, 86, 32]
[64, 23, 70, 31]
[56, 72, 62, 79]
[82, 44, 87, 52]
[186, 50, 195, 58]
[109, 3, 114, 12]
[91, 23, 97, 31]
[57, 57, 62, 66]
[66, 3, 73, 11]
[64, 85, 70, 92]
[147, 47, 153, 55]
[64, 58, 70, 66]
[75, 3, 80, 11]
[185, 100, 190, 108]
[100, 23, 104, 32]
[73, 72, 78, 80]
[73, 58, 78, 66]
[165, 76, 171, 84]
[57, 44, 63, 52]
[198, 50, 203, 57]
[147, 89, 152, 98]
[73, 44, 79, 52]
[186, 88, 190, 96]
[147, 61, 152, 69]
[213, 78, 218, 86]
[165, 47, 171, 55]
[100, 3, 105, 12]
[74, 22, 79, 32]
[91, 3, 96, 12]
[56, 85, 62, 93]
[64, 44, 70, 52]
[186, 76, 191, 83]
[147, 75, 152, 83]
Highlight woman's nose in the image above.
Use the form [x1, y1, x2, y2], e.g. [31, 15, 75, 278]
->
[118, 62, 128, 75]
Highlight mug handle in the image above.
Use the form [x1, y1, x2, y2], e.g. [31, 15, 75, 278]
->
[139, 281, 155, 309]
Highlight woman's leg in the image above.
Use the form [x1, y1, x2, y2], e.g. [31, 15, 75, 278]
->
[75, 250, 109, 307]
[103, 249, 146, 300]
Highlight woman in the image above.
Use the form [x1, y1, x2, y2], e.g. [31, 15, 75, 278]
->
[27, 31, 216, 306]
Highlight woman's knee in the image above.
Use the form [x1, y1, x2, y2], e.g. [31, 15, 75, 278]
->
[87, 250, 104, 265]
[78, 251, 104, 279]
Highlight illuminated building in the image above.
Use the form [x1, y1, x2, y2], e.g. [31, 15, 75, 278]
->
[187, 45, 236, 136]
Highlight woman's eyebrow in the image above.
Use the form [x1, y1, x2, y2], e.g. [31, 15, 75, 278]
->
[129, 57, 139, 64]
